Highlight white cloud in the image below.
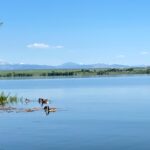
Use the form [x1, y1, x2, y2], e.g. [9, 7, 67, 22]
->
[140, 51, 149, 55]
[19, 62, 25, 65]
[27, 43, 49, 49]
[27, 43, 64, 49]
[116, 54, 125, 58]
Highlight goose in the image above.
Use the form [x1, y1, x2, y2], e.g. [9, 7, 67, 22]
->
[38, 98, 48, 104]
[44, 106, 56, 112]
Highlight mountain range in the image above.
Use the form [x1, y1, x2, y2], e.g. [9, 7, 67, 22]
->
[0, 62, 146, 70]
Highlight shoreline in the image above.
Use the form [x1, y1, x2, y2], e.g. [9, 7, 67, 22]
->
[0, 67, 150, 80]
[0, 74, 149, 80]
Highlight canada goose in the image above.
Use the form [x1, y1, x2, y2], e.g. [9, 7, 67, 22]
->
[44, 106, 56, 112]
[38, 98, 48, 105]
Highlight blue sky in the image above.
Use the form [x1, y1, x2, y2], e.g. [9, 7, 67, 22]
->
[0, 0, 150, 65]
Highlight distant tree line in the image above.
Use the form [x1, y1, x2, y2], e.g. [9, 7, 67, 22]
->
[0, 72, 33, 77]
[40, 71, 74, 76]
[0, 67, 150, 78]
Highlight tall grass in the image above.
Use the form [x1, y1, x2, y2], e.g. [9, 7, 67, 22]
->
[0, 92, 20, 106]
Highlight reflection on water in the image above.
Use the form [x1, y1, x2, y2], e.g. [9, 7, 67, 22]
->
[0, 76, 150, 150]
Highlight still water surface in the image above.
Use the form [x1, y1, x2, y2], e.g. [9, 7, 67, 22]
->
[0, 76, 150, 150]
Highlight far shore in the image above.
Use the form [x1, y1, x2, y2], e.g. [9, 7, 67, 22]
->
[0, 67, 150, 80]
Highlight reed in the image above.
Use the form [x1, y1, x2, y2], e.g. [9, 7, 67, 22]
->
[0, 92, 20, 105]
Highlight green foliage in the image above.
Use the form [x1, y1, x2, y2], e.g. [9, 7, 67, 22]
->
[9, 95, 18, 104]
[0, 67, 149, 79]
[0, 92, 20, 106]
[0, 92, 9, 105]
[125, 68, 134, 72]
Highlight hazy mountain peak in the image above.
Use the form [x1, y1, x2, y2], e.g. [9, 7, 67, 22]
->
[60, 62, 80, 66]
[0, 62, 139, 70]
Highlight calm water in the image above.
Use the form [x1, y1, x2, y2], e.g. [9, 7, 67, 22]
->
[0, 76, 150, 150]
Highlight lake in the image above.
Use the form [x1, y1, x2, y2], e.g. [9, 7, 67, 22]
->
[0, 76, 150, 150]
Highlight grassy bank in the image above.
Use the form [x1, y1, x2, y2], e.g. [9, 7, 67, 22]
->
[0, 67, 150, 78]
